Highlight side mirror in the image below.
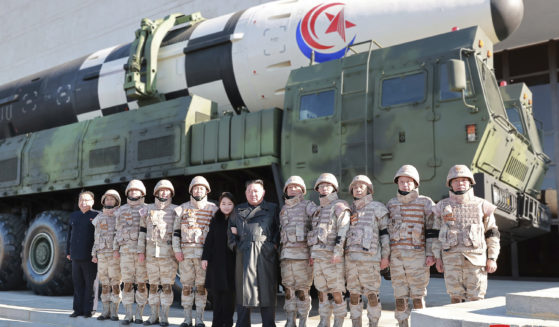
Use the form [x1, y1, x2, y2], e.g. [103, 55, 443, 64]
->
[447, 59, 467, 92]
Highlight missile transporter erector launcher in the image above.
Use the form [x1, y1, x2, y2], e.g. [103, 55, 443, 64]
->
[0, 25, 552, 293]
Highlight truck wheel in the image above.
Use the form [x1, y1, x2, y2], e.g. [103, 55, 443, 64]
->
[173, 273, 182, 304]
[21, 211, 72, 295]
[0, 214, 25, 290]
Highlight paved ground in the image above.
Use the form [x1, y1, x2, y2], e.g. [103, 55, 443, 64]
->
[0, 277, 557, 326]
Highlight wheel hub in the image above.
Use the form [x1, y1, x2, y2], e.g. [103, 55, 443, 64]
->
[29, 232, 54, 275]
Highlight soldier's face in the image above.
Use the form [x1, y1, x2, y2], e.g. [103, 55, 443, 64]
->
[246, 183, 265, 206]
[79, 194, 94, 213]
[128, 189, 142, 198]
[158, 188, 172, 199]
[398, 176, 416, 192]
[192, 185, 207, 197]
[451, 177, 470, 192]
[104, 195, 117, 207]
[352, 182, 368, 198]
[317, 183, 334, 196]
[220, 197, 235, 215]
[286, 184, 303, 197]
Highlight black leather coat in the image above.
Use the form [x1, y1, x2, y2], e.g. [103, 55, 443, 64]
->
[228, 201, 279, 307]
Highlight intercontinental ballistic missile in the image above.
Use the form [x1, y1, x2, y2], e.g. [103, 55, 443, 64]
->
[0, 0, 523, 138]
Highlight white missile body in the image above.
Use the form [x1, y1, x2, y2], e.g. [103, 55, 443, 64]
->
[96, 0, 517, 112]
[0, 0, 523, 137]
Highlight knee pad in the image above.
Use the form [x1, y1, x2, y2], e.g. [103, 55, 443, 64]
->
[137, 283, 147, 293]
[395, 298, 407, 311]
[450, 297, 462, 304]
[350, 294, 361, 305]
[162, 284, 173, 294]
[332, 292, 343, 304]
[285, 288, 293, 300]
[367, 293, 379, 307]
[182, 286, 192, 296]
[295, 290, 306, 301]
[112, 284, 121, 295]
[124, 283, 133, 292]
[197, 286, 206, 295]
[149, 284, 160, 295]
[102, 285, 111, 294]
[318, 292, 327, 303]
[412, 298, 424, 309]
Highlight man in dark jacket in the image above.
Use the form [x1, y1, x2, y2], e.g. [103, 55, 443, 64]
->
[66, 190, 98, 318]
[228, 179, 279, 327]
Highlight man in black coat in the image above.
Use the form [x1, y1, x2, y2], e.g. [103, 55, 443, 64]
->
[228, 179, 280, 327]
[66, 190, 98, 318]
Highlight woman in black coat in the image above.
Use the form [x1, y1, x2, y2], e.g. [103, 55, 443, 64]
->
[202, 192, 236, 327]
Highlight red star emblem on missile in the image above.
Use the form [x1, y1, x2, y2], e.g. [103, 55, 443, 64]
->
[325, 8, 355, 42]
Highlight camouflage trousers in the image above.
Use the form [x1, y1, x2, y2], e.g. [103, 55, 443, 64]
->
[179, 258, 206, 310]
[313, 257, 346, 319]
[97, 252, 122, 303]
[120, 252, 148, 305]
[345, 258, 382, 324]
[147, 256, 178, 307]
[390, 248, 429, 322]
[442, 252, 487, 302]
[281, 259, 313, 318]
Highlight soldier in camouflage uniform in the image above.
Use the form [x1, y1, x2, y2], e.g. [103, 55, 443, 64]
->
[345, 175, 390, 327]
[386, 165, 436, 327]
[173, 176, 218, 327]
[307, 173, 350, 327]
[113, 179, 149, 325]
[138, 180, 178, 326]
[92, 189, 122, 321]
[280, 176, 317, 327]
[433, 165, 500, 303]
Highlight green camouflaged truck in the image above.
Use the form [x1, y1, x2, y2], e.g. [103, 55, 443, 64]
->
[0, 26, 551, 295]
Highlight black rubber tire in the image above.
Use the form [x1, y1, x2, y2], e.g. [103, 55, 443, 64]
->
[21, 210, 73, 295]
[0, 213, 26, 290]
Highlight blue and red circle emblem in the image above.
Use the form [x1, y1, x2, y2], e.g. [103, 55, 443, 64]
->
[296, 2, 357, 63]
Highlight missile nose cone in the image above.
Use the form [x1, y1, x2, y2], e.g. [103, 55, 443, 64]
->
[491, 0, 524, 41]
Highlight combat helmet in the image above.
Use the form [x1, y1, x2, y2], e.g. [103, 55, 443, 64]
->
[154, 179, 175, 197]
[125, 179, 146, 196]
[283, 176, 306, 195]
[314, 173, 339, 192]
[348, 175, 374, 194]
[393, 165, 420, 186]
[101, 189, 121, 207]
[189, 176, 211, 193]
[446, 165, 476, 187]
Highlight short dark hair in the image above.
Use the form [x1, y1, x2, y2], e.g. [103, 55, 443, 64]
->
[79, 190, 94, 200]
[245, 179, 264, 189]
[219, 192, 236, 205]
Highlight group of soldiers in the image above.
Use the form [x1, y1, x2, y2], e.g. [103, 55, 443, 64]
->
[279, 164, 500, 327]
[91, 176, 217, 326]
[90, 163, 500, 327]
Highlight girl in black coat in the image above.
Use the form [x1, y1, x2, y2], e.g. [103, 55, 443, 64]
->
[202, 192, 236, 327]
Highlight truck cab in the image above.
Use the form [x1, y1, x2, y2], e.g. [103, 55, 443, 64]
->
[281, 26, 551, 239]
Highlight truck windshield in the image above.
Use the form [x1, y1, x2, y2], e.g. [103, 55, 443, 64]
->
[479, 58, 507, 117]
[299, 90, 335, 120]
[505, 106, 525, 135]
[381, 72, 426, 107]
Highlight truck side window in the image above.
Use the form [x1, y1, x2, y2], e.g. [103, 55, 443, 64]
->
[506, 106, 525, 135]
[299, 90, 335, 120]
[381, 72, 426, 107]
[439, 62, 473, 100]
